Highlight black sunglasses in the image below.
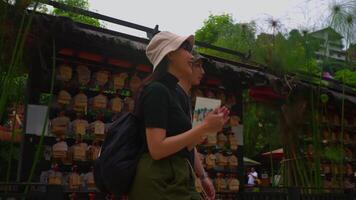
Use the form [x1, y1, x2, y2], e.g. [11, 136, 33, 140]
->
[180, 41, 193, 52]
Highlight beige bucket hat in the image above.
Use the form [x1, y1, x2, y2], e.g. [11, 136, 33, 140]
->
[146, 31, 194, 70]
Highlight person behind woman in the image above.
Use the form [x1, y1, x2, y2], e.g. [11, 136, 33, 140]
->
[176, 50, 217, 200]
[128, 31, 229, 200]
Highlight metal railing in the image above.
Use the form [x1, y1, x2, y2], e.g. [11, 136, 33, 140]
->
[0, 182, 107, 200]
[239, 187, 355, 200]
[38, 0, 250, 60]
[1, 183, 355, 200]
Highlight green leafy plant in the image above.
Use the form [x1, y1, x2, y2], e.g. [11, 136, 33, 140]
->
[52, 0, 101, 27]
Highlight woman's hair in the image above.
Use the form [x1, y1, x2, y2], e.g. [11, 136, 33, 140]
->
[133, 40, 191, 111]
[140, 40, 191, 89]
[141, 57, 169, 88]
[133, 57, 169, 110]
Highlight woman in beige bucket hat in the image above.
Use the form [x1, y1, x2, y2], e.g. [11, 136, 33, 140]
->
[128, 31, 229, 200]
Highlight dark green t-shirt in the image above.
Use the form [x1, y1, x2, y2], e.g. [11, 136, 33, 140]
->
[141, 73, 193, 159]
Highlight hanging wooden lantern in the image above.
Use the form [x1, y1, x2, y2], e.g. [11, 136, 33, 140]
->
[94, 70, 110, 86]
[57, 90, 72, 105]
[109, 96, 122, 113]
[57, 64, 72, 82]
[73, 92, 88, 113]
[77, 65, 91, 85]
[92, 93, 108, 110]
[112, 73, 128, 90]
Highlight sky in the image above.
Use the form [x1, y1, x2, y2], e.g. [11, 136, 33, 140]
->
[87, 0, 342, 38]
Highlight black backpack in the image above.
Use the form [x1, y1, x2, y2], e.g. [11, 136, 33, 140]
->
[94, 106, 144, 196]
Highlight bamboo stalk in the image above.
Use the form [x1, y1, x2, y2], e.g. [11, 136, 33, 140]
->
[22, 39, 56, 199]
[0, 1, 38, 122]
[5, 99, 20, 185]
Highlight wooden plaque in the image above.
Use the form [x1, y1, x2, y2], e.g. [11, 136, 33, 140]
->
[216, 153, 228, 167]
[94, 120, 105, 136]
[129, 75, 141, 92]
[72, 119, 88, 136]
[228, 178, 240, 191]
[69, 173, 81, 190]
[228, 155, 238, 168]
[86, 172, 96, 189]
[92, 94, 108, 110]
[73, 93, 88, 113]
[77, 65, 91, 85]
[51, 116, 70, 136]
[87, 145, 100, 161]
[126, 97, 135, 112]
[217, 133, 227, 147]
[228, 134, 238, 151]
[206, 133, 217, 146]
[48, 173, 62, 185]
[52, 141, 68, 159]
[112, 73, 128, 90]
[73, 143, 87, 161]
[215, 177, 227, 192]
[95, 70, 109, 86]
[57, 64, 72, 81]
[57, 90, 72, 105]
[109, 97, 122, 113]
[205, 153, 216, 169]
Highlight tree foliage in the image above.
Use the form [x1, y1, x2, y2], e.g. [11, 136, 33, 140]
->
[195, 14, 256, 62]
[334, 69, 356, 86]
[243, 100, 282, 158]
[52, 0, 101, 27]
[195, 14, 320, 75]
